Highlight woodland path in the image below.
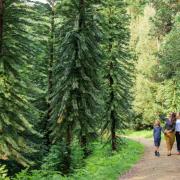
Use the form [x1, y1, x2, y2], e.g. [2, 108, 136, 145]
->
[119, 137, 180, 180]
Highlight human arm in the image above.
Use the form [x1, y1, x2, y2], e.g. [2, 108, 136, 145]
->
[161, 126, 165, 134]
[163, 122, 169, 134]
[159, 114, 168, 122]
[164, 123, 175, 133]
[169, 123, 176, 132]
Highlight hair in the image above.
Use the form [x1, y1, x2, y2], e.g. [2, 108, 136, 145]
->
[176, 112, 180, 119]
[170, 112, 176, 122]
[154, 120, 161, 126]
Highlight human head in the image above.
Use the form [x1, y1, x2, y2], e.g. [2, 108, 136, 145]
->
[169, 112, 176, 122]
[154, 120, 160, 126]
[176, 112, 180, 119]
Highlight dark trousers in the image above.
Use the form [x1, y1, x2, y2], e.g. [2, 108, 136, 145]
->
[175, 132, 180, 152]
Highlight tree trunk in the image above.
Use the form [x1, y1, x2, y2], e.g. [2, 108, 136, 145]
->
[79, 0, 85, 29]
[107, 9, 116, 150]
[109, 61, 116, 151]
[111, 110, 116, 151]
[80, 129, 88, 157]
[63, 124, 72, 174]
[0, 0, 4, 55]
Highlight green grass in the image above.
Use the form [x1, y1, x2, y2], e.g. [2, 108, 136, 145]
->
[124, 130, 152, 139]
[70, 139, 144, 180]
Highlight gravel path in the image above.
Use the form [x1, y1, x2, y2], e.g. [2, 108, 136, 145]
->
[119, 137, 180, 180]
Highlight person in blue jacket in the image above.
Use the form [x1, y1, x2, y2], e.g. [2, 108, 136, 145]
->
[153, 120, 163, 157]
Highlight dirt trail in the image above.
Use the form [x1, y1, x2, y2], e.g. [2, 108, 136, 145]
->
[119, 137, 180, 180]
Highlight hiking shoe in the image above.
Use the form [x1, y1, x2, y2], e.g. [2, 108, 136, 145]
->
[157, 152, 160, 157]
[155, 151, 158, 156]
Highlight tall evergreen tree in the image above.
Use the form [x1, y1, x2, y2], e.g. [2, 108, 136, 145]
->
[47, 0, 55, 140]
[50, 0, 102, 171]
[101, 0, 132, 150]
[40, 0, 57, 149]
[0, 0, 39, 166]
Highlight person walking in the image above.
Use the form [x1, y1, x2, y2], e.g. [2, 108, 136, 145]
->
[164, 112, 176, 156]
[175, 112, 180, 155]
[153, 120, 163, 157]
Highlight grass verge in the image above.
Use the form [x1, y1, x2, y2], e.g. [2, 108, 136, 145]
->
[13, 139, 144, 180]
[124, 130, 152, 139]
[70, 139, 144, 180]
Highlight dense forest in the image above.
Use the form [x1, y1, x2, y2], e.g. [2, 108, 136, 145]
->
[0, 0, 179, 179]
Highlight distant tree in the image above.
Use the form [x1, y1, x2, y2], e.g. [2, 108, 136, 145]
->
[156, 16, 180, 112]
[150, 0, 180, 40]
[130, 5, 161, 127]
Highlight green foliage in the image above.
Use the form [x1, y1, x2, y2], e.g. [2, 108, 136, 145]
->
[155, 16, 180, 112]
[150, 0, 180, 39]
[13, 170, 63, 180]
[0, 164, 9, 180]
[41, 140, 84, 172]
[157, 17, 180, 80]
[68, 139, 144, 180]
[0, 0, 40, 166]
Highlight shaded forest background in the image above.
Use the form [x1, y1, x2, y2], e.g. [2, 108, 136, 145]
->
[0, 0, 179, 179]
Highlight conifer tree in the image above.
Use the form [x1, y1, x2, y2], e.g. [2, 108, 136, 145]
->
[50, 0, 102, 171]
[101, 0, 132, 150]
[40, 0, 57, 149]
[47, 0, 55, 137]
[0, 0, 39, 166]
